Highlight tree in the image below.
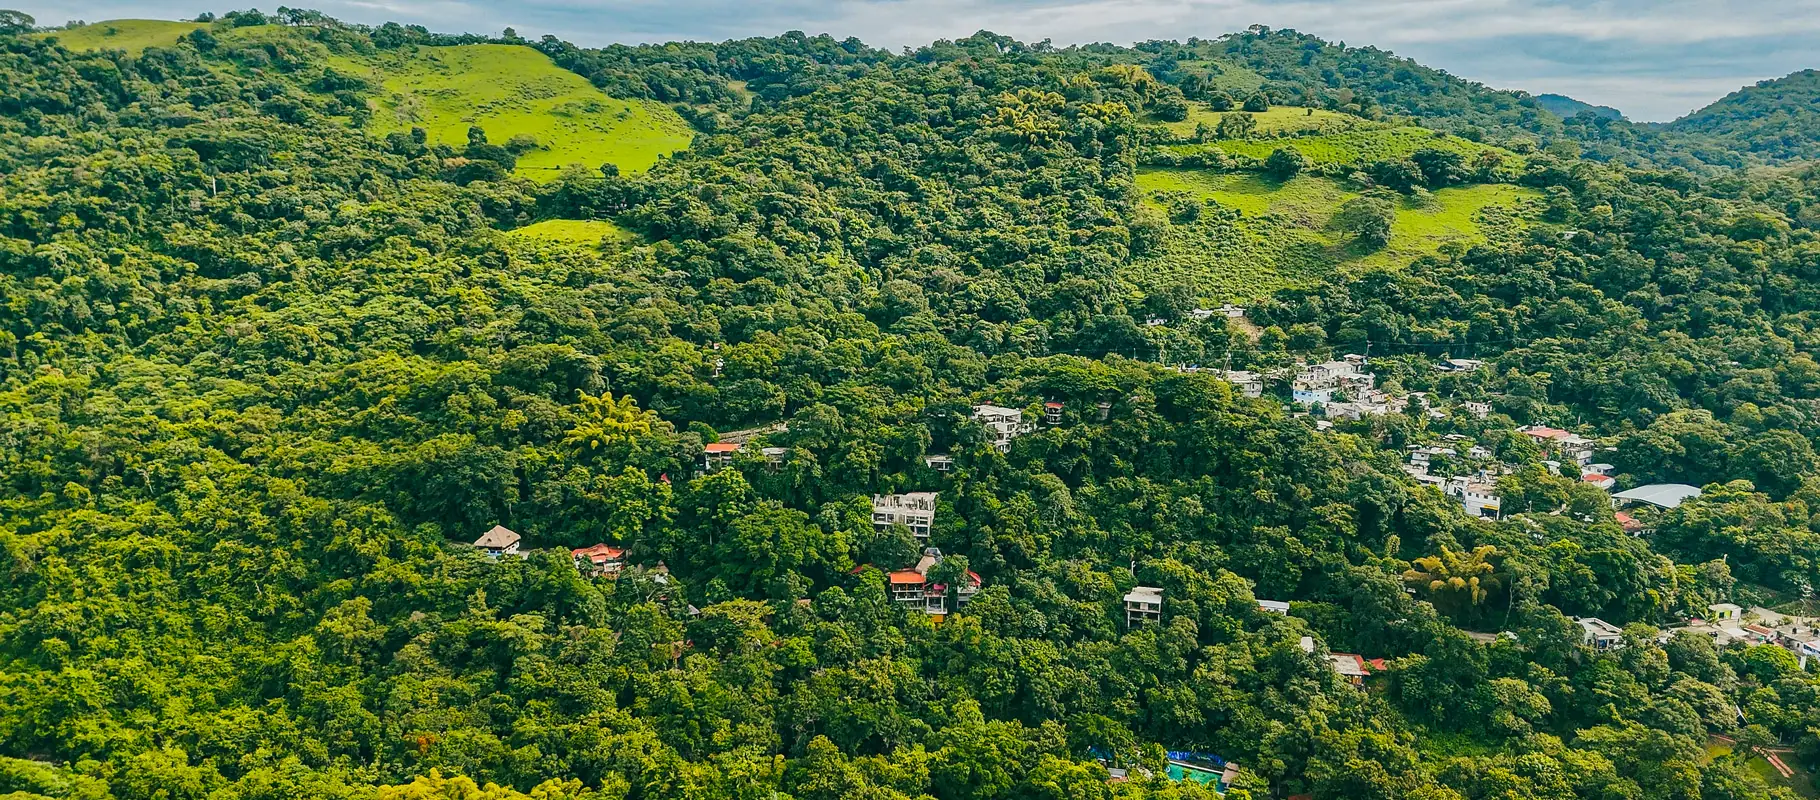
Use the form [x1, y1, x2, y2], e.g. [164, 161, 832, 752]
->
[1207, 92, 1235, 111]
[1411, 147, 1467, 186]
[1152, 92, 1190, 122]
[1335, 195, 1395, 250]
[1242, 92, 1270, 112]
[1264, 146, 1309, 180]
[1215, 111, 1256, 139]
[1402, 545, 1500, 620]
[0, 9, 32, 34]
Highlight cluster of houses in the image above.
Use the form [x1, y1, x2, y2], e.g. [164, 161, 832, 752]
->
[1569, 603, 1820, 666]
[1193, 353, 1495, 423]
[1658, 604, 1820, 667]
[1391, 421, 1705, 525]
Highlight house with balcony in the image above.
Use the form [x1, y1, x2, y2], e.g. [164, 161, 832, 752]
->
[1576, 617, 1624, 650]
[1125, 586, 1164, 627]
[474, 525, 521, 559]
[1444, 477, 1501, 519]
[1218, 370, 1264, 399]
[876, 548, 981, 615]
[973, 404, 1033, 452]
[571, 543, 626, 578]
[873, 492, 938, 539]
[923, 454, 954, 472]
[702, 442, 741, 471]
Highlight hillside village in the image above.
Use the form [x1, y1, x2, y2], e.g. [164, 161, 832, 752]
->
[467, 345, 1820, 720]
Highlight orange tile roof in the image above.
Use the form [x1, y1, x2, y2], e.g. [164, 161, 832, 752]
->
[888, 571, 926, 584]
[704, 443, 741, 453]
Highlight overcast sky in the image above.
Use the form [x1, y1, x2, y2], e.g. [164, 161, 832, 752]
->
[21, 0, 1820, 121]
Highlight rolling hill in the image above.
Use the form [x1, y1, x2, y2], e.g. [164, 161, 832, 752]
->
[318, 42, 695, 177]
[1664, 69, 1820, 162]
[1132, 168, 1540, 300]
[40, 19, 203, 54]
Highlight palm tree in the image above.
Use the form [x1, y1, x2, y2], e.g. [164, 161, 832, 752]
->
[1403, 544, 1500, 619]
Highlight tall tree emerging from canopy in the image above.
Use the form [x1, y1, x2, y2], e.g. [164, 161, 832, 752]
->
[1403, 545, 1501, 621]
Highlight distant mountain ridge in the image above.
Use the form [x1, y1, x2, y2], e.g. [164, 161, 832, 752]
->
[1534, 93, 1624, 121]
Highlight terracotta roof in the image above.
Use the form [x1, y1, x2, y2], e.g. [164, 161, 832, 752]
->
[888, 570, 926, 584]
[1044, 402, 1063, 408]
[704, 442, 741, 453]
[572, 543, 624, 561]
[1522, 426, 1571, 440]
[1614, 511, 1642, 529]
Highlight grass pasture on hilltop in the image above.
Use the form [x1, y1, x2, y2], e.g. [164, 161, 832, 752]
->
[1132, 168, 1540, 300]
[1165, 125, 1513, 169]
[41, 19, 203, 54]
[1153, 105, 1371, 138]
[321, 43, 695, 178]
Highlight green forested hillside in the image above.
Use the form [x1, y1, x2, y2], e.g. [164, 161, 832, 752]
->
[5, 11, 1820, 800]
[1664, 70, 1820, 162]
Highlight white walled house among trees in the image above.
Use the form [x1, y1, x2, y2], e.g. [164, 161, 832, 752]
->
[972, 404, 1034, 452]
[872, 492, 938, 539]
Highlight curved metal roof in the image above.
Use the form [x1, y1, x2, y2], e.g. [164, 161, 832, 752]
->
[1611, 483, 1702, 509]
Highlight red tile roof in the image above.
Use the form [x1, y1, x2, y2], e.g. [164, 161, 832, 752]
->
[704, 443, 741, 453]
[888, 570, 926, 585]
[571, 543, 625, 562]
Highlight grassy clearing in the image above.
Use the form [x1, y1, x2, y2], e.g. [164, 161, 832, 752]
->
[1173, 60, 1266, 96]
[43, 19, 202, 54]
[505, 219, 634, 246]
[1131, 168, 1540, 300]
[1704, 737, 1817, 798]
[321, 43, 694, 178]
[1165, 126, 1512, 169]
[1153, 106, 1372, 138]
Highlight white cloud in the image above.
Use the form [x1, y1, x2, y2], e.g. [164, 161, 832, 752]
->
[19, 0, 1820, 119]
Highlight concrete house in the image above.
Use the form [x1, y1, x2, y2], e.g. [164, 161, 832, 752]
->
[475, 525, 521, 558]
[1218, 370, 1264, 399]
[1576, 617, 1624, 650]
[873, 492, 938, 539]
[702, 442, 741, 471]
[972, 404, 1033, 452]
[1445, 477, 1502, 519]
[1044, 402, 1063, 425]
[1293, 357, 1373, 405]
[923, 454, 954, 472]
[1125, 586, 1164, 626]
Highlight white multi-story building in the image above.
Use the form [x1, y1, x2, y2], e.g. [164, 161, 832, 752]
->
[1124, 586, 1164, 626]
[1445, 477, 1501, 519]
[923, 454, 954, 472]
[1218, 370, 1264, 398]
[973, 404, 1034, 452]
[873, 492, 938, 538]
